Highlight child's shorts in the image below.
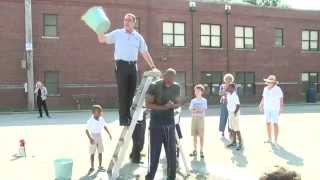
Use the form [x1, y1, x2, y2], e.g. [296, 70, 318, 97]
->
[191, 116, 205, 136]
[228, 112, 240, 131]
[89, 134, 104, 154]
[264, 109, 280, 124]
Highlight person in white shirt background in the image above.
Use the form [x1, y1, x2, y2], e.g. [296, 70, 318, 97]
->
[225, 83, 242, 151]
[259, 75, 284, 145]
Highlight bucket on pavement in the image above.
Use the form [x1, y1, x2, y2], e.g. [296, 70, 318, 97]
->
[81, 6, 111, 34]
[54, 158, 73, 180]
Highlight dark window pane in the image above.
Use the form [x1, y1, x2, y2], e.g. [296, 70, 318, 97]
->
[44, 26, 57, 37]
[44, 15, 57, 26]
[45, 72, 59, 95]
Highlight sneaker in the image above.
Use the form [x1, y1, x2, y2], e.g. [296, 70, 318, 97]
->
[226, 142, 236, 148]
[189, 150, 197, 157]
[200, 151, 204, 158]
[236, 144, 242, 151]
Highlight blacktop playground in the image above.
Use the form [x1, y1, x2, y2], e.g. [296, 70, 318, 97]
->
[0, 103, 319, 179]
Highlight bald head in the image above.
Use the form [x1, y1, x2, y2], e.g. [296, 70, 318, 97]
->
[163, 68, 176, 86]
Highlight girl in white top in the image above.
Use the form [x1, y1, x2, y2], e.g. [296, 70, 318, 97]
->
[259, 75, 284, 145]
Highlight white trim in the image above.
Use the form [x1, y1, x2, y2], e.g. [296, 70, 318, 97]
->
[255, 81, 299, 85]
[41, 36, 60, 39]
[63, 83, 117, 88]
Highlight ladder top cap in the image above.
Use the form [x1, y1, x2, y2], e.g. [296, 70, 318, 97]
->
[143, 70, 161, 77]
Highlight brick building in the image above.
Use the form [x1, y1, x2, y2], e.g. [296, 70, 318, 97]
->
[0, 0, 319, 109]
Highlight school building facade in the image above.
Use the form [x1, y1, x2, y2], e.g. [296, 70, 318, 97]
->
[0, 0, 320, 109]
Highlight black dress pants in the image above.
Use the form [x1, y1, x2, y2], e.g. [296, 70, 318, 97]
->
[115, 60, 137, 126]
[130, 115, 146, 163]
[37, 98, 49, 117]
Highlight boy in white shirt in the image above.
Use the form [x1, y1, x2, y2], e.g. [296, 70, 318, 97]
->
[189, 84, 207, 158]
[259, 75, 284, 145]
[226, 83, 242, 151]
[85, 105, 112, 173]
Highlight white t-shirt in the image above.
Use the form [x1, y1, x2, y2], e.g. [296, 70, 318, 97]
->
[86, 116, 106, 134]
[189, 97, 207, 117]
[262, 85, 283, 111]
[227, 92, 240, 112]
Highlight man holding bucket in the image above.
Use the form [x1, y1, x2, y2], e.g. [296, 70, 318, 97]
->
[97, 13, 157, 126]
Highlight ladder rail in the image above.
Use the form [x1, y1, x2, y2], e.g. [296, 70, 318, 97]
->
[111, 76, 155, 179]
[108, 71, 160, 179]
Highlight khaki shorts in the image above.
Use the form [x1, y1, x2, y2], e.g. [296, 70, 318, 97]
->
[191, 116, 205, 136]
[89, 134, 104, 154]
[228, 112, 240, 131]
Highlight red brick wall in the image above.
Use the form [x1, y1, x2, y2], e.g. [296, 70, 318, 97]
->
[0, 0, 319, 109]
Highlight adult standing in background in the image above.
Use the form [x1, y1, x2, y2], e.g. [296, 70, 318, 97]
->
[219, 74, 234, 137]
[34, 81, 50, 118]
[97, 13, 157, 126]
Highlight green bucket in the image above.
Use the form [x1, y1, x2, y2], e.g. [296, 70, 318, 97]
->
[81, 6, 111, 34]
[54, 158, 73, 180]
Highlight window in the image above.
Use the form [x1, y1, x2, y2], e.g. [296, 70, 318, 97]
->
[43, 14, 58, 37]
[162, 22, 185, 47]
[235, 72, 255, 96]
[201, 72, 223, 96]
[274, 28, 284, 47]
[45, 71, 59, 96]
[200, 24, 221, 48]
[134, 17, 140, 32]
[302, 30, 319, 51]
[301, 72, 319, 92]
[235, 26, 254, 49]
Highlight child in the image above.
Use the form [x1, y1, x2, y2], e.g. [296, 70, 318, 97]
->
[226, 83, 242, 151]
[189, 84, 207, 158]
[259, 75, 284, 145]
[85, 105, 112, 173]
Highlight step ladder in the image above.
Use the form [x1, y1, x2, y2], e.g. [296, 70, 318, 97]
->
[107, 70, 190, 179]
[107, 70, 161, 179]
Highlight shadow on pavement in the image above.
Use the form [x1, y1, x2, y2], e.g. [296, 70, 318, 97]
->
[190, 157, 209, 177]
[79, 170, 99, 180]
[230, 147, 248, 168]
[118, 162, 143, 179]
[272, 145, 304, 166]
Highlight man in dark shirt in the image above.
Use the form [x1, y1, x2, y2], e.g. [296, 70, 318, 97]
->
[145, 68, 181, 180]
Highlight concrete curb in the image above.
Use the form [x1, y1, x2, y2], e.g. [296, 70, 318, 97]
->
[0, 103, 319, 115]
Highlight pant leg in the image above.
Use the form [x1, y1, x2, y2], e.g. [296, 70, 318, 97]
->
[37, 98, 43, 117]
[146, 127, 163, 180]
[42, 100, 49, 117]
[116, 63, 130, 126]
[163, 126, 176, 180]
[130, 119, 146, 162]
[127, 64, 137, 121]
[219, 104, 228, 132]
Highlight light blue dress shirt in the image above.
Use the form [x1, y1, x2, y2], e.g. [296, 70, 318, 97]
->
[105, 28, 148, 61]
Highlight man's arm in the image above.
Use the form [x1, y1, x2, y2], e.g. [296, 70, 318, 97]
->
[141, 51, 157, 70]
[97, 34, 106, 44]
[145, 94, 169, 110]
[97, 30, 116, 44]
